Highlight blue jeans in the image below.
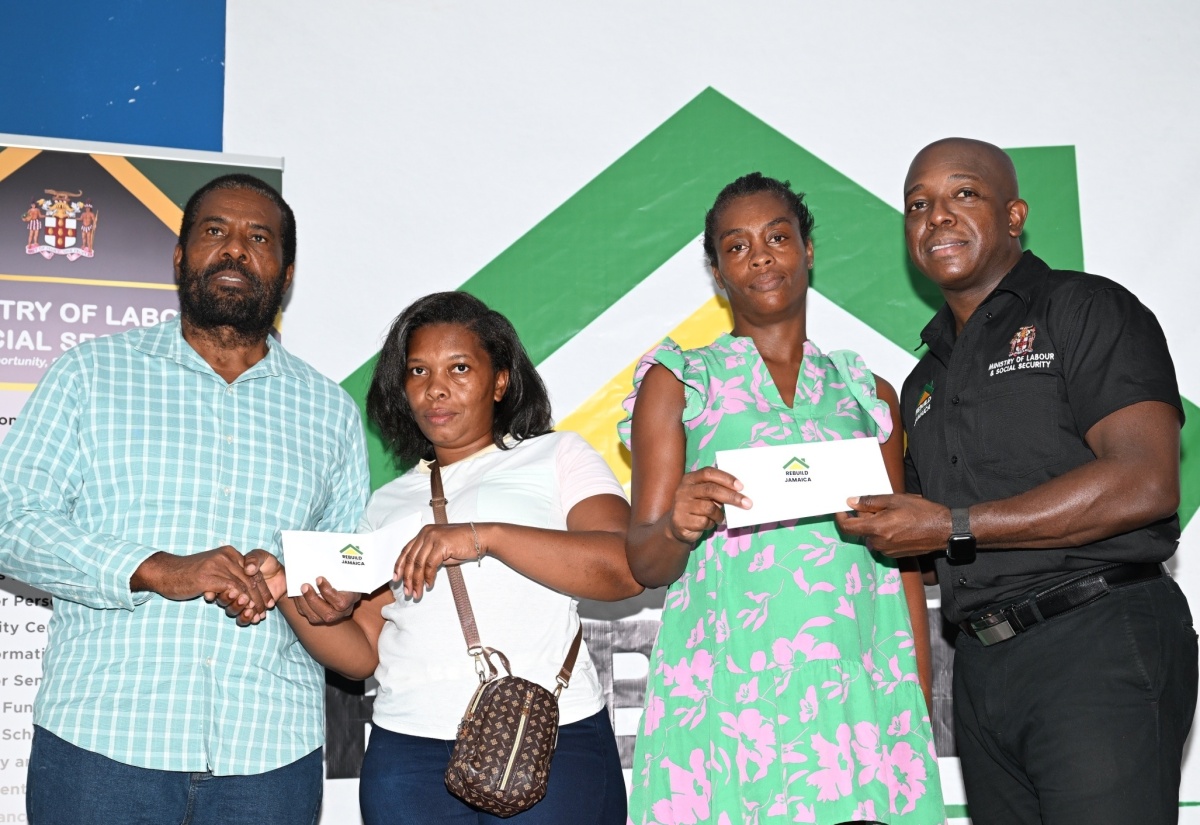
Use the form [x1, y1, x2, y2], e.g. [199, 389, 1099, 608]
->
[360, 708, 626, 825]
[27, 726, 323, 825]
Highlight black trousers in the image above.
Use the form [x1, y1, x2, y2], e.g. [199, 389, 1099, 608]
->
[953, 574, 1198, 825]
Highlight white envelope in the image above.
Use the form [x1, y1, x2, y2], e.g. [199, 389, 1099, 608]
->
[280, 512, 422, 596]
[714, 437, 892, 530]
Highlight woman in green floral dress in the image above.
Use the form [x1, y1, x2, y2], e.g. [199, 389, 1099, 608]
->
[619, 173, 945, 824]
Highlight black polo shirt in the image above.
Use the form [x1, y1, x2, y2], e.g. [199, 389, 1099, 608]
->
[902, 251, 1183, 624]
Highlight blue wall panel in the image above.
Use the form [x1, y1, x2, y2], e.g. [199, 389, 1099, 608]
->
[0, 1, 226, 151]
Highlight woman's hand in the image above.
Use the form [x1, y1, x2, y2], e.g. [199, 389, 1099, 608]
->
[242, 549, 362, 625]
[627, 363, 751, 588]
[291, 577, 363, 625]
[243, 548, 288, 604]
[394, 523, 482, 599]
[667, 467, 751, 544]
[201, 548, 285, 626]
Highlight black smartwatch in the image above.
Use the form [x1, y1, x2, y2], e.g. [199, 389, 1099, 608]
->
[946, 507, 977, 565]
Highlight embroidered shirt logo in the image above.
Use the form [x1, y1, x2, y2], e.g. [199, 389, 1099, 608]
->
[783, 457, 811, 483]
[989, 325, 1056, 377]
[914, 382, 934, 425]
[339, 544, 365, 567]
[1009, 325, 1037, 357]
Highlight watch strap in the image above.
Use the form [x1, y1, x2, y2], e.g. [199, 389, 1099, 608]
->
[951, 506, 971, 537]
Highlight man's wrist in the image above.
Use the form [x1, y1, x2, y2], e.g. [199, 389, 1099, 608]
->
[130, 551, 169, 593]
[950, 507, 971, 536]
[946, 506, 977, 565]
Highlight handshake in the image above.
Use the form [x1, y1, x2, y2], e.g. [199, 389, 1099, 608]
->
[129, 545, 360, 626]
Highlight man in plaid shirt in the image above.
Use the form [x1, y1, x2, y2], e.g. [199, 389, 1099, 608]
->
[0, 174, 369, 824]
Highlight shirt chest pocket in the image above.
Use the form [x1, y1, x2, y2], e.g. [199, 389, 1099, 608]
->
[976, 373, 1066, 478]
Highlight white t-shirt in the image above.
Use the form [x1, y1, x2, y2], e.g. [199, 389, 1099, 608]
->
[363, 431, 624, 740]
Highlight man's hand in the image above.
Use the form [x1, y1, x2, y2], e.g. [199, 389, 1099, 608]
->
[834, 494, 950, 558]
[131, 546, 276, 624]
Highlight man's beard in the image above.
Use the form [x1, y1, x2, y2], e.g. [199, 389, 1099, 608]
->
[177, 258, 286, 339]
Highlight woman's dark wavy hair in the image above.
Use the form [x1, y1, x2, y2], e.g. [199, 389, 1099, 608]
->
[367, 291, 553, 464]
[702, 172, 815, 269]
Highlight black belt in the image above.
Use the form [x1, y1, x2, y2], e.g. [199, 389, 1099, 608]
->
[959, 562, 1165, 646]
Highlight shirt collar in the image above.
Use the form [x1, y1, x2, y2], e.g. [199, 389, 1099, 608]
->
[988, 250, 1048, 308]
[132, 316, 312, 385]
[917, 303, 956, 358]
[415, 436, 516, 474]
[918, 250, 1047, 353]
[715, 331, 825, 359]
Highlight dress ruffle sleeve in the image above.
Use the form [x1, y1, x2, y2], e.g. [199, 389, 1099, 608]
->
[827, 349, 894, 444]
[617, 337, 709, 449]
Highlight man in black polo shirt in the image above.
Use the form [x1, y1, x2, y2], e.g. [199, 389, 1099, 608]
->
[837, 137, 1197, 824]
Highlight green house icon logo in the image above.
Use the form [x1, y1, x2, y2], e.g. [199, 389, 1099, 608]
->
[783, 457, 809, 471]
[340, 544, 363, 558]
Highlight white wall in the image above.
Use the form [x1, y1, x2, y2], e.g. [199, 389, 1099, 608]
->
[225, 0, 1200, 400]
[223, 2, 1200, 821]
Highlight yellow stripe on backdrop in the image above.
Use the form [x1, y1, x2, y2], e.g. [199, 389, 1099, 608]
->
[0, 148, 40, 183]
[0, 273, 177, 291]
[558, 294, 734, 487]
[90, 154, 184, 232]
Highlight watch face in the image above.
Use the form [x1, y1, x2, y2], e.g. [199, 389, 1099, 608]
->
[947, 534, 977, 565]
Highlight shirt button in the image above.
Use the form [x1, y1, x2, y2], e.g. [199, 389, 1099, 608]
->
[223, 487, 231, 496]
[951, 395, 960, 405]
[985, 312, 993, 320]
[958, 577, 967, 585]
[950, 455, 958, 464]
[205, 657, 213, 667]
[226, 435, 234, 444]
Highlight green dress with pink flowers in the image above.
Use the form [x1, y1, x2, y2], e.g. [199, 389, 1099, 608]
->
[619, 335, 945, 825]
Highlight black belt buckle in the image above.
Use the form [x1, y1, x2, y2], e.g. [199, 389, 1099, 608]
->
[967, 608, 1018, 646]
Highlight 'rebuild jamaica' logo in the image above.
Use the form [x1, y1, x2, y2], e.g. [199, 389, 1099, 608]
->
[339, 544, 365, 567]
[914, 381, 934, 426]
[783, 457, 812, 483]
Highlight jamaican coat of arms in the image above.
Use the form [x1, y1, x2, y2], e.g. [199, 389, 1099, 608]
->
[1009, 325, 1037, 357]
[21, 188, 98, 261]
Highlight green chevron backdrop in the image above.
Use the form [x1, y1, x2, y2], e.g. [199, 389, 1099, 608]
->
[340, 88, 1198, 531]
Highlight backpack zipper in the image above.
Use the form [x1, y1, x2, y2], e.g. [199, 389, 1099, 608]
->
[500, 689, 536, 790]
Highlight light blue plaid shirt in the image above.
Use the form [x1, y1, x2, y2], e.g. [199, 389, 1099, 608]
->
[0, 318, 369, 775]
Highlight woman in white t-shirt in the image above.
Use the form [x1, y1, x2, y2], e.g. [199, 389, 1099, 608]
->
[270, 291, 640, 825]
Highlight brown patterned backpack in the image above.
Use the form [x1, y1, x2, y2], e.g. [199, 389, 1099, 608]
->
[429, 463, 583, 817]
